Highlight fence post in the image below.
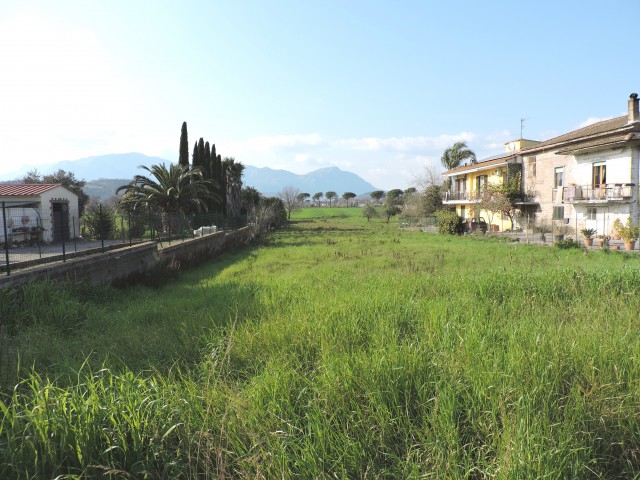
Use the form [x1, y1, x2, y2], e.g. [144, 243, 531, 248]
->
[148, 205, 154, 241]
[36, 216, 43, 258]
[99, 204, 105, 252]
[2, 202, 10, 275]
[73, 215, 78, 252]
[61, 223, 66, 263]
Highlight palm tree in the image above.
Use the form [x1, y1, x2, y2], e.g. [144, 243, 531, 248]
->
[116, 163, 217, 235]
[441, 142, 477, 170]
[223, 158, 245, 218]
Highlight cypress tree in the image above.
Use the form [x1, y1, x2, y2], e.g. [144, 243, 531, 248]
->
[192, 141, 201, 170]
[216, 154, 226, 215]
[204, 142, 211, 177]
[197, 138, 205, 171]
[207, 144, 219, 212]
[179, 122, 189, 168]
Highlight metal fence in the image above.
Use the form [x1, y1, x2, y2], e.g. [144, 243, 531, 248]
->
[1, 202, 247, 275]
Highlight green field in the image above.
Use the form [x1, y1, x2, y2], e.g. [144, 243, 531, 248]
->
[2, 208, 640, 478]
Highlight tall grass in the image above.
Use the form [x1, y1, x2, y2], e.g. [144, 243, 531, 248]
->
[1, 209, 640, 478]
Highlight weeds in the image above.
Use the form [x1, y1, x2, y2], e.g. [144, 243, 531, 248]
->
[1, 209, 640, 477]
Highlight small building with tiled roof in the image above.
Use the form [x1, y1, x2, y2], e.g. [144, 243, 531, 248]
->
[0, 184, 79, 244]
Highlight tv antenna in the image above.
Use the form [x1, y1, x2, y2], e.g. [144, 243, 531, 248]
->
[520, 117, 528, 139]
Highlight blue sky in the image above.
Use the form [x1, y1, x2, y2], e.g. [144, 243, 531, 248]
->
[0, 0, 638, 190]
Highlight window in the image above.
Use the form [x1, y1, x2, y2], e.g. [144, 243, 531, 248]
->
[553, 206, 565, 220]
[586, 207, 597, 221]
[476, 175, 488, 191]
[554, 167, 564, 188]
[459, 205, 466, 219]
[592, 162, 606, 186]
[455, 177, 466, 192]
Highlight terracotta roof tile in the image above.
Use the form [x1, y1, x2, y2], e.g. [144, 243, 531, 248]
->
[0, 184, 60, 196]
[444, 155, 514, 175]
[522, 116, 640, 153]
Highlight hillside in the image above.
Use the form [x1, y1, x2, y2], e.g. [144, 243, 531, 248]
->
[42, 153, 381, 200]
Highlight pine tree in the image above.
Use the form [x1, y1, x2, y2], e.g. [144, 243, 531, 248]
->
[179, 122, 189, 168]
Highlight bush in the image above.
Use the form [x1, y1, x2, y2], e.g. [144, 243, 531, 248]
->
[82, 204, 116, 239]
[554, 238, 581, 249]
[436, 209, 463, 235]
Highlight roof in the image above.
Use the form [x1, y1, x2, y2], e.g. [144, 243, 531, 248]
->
[0, 184, 61, 196]
[443, 154, 515, 176]
[521, 115, 640, 155]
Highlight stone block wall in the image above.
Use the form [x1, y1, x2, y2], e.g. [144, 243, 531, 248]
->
[0, 227, 252, 290]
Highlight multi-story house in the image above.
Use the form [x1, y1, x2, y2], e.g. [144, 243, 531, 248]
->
[442, 139, 539, 231]
[520, 93, 640, 236]
[443, 93, 640, 235]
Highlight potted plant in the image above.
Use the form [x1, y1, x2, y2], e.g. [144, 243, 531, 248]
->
[612, 218, 623, 240]
[580, 228, 596, 247]
[594, 235, 608, 248]
[617, 218, 639, 251]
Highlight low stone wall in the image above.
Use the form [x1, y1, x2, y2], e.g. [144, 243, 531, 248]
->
[0, 227, 252, 290]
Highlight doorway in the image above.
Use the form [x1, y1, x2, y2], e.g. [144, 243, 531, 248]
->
[52, 202, 70, 242]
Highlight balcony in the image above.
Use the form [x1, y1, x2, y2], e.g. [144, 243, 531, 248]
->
[442, 190, 481, 203]
[553, 184, 635, 204]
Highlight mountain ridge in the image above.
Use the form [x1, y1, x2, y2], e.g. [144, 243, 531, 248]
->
[7, 153, 378, 200]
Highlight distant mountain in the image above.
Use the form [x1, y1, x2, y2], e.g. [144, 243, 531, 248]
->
[242, 165, 377, 196]
[7, 152, 378, 201]
[84, 178, 132, 201]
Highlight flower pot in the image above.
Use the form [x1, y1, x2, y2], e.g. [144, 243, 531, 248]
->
[611, 245, 620, 251]
[584, 238, 593, 247]
[624, 241, 636, 251]
[595, 239, 603, 247]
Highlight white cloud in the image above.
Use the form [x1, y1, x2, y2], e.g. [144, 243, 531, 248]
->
[244, 134, 325, 153]
[337, 132, 477, 152]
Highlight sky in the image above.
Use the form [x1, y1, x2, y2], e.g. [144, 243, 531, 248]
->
[0, 0, 638, 190]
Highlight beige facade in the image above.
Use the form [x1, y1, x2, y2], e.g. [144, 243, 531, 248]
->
[520, 94, 640, 236]
[443, 93, 640, 237]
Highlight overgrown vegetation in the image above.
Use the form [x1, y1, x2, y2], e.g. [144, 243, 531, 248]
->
[436, 208, 463, 234]
[2, 208, 640, 478]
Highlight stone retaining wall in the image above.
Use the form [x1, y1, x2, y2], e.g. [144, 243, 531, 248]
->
[0, 227, 252, 290]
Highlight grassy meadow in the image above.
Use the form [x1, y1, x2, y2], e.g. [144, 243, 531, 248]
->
[1, 207, 640, 478]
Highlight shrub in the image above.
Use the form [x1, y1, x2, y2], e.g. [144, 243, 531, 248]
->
[82, 204, 116, 239]
[554, 238, 581, 249]
[436, 209, 463, 235]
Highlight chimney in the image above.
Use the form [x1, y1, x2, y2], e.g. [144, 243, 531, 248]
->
[629, 93, 639, 123]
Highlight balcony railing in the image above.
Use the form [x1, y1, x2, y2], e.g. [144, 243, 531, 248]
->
[554, 184, 634, 203]
[443, 190, 482, 202]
